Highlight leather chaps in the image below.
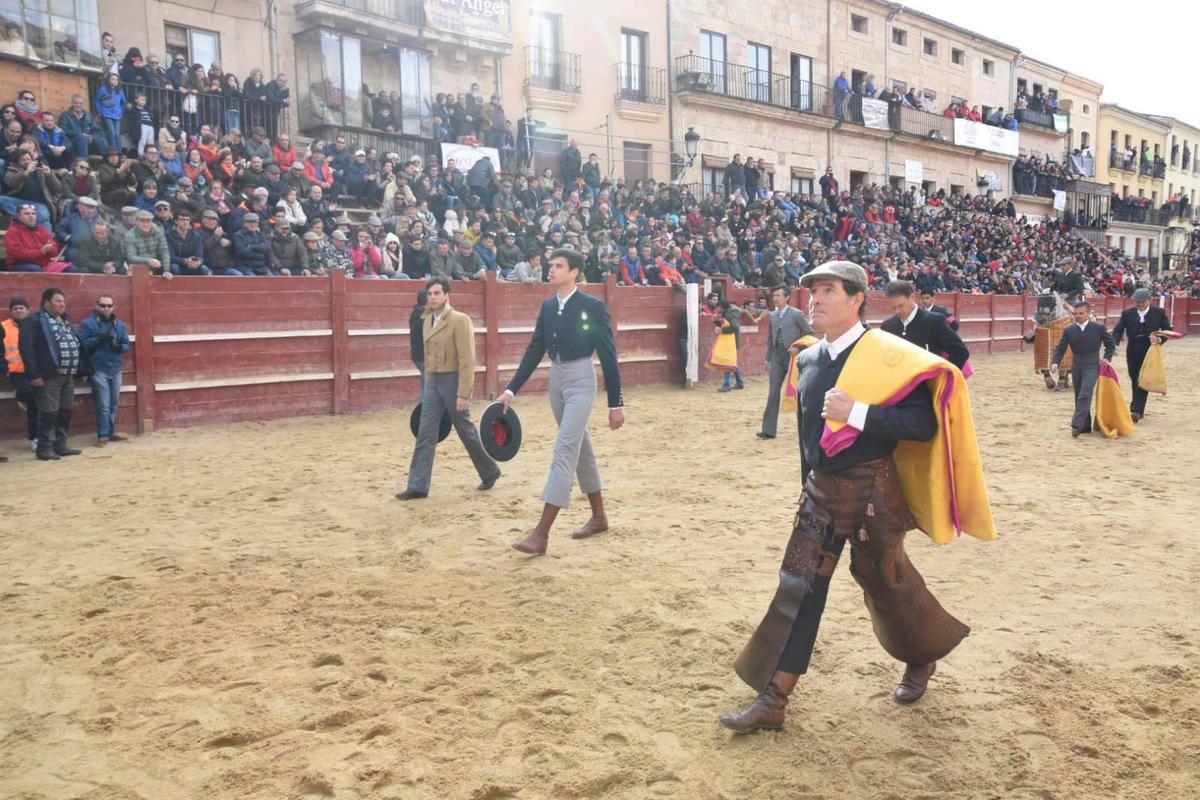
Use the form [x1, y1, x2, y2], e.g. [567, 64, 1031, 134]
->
[734, 458, 969, 692]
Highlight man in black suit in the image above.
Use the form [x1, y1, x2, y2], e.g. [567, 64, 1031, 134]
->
[918, 288, 959, 331]
[758, 286, 813, 440]
[1052, 258, 1086, 302]
[503, 249, 625, 555]
[1112, 288, 1173, 421]
[880, 281, 970, 369]
[1052, 298, 1116, 437]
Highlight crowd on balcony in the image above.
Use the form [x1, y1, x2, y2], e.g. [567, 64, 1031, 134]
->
[1014, 88, 1060, 116]
[1108, 142, 1167, 178]
[1012, 153, 1086, 197]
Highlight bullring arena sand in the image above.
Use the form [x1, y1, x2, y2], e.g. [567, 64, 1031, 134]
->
[1, 344, 1198, 800]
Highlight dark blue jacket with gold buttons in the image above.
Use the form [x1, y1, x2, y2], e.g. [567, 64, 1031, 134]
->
[505, 289, 624, 408]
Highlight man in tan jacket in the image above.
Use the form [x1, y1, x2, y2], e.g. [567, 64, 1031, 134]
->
[396, 277, 501, 500]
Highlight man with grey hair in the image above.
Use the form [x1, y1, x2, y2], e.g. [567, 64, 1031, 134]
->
[75, 221, 125, 274]
[1111, 287, 1172, 422]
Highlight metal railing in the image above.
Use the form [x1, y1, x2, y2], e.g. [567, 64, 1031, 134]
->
[1152, 162, 1166, 179]
[1111, 205, 1171, 226]
[896, 104, 953, 141]
[89, 78, 285, 142]
[1014, 108, 1066, 132]
[297, 0, 423, 25]
[673, 54, 831, 117]
[525, 46, 581, 94]
[615, 63, 667, 106]
[305, 124, 433, 167]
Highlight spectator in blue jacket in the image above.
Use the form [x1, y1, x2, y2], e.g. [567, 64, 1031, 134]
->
[57, 95, 104, 157]
[231, 213, 277, 275]
[164, 211, 211, 275]
[94, 73, 125, 155]
[54, 195, 103, 263]
[133, 179, 161, 213]
[78, 293, 130, 445]
[34, 111, 73, 169]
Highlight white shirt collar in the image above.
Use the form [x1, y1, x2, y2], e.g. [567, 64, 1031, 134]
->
[556, 287, 578, 311]
[902, 304, 919, 329]
[1137, 306, 1149, 321]
[1077, 320, 1088, 331]
[824, 322, 866, 361]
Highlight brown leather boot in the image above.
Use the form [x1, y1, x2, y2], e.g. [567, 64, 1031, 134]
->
[718, 672, 797, 733]
[893, 662, 936, 705]
[570, 491, 608, 539]
[512, 504, 559, 555]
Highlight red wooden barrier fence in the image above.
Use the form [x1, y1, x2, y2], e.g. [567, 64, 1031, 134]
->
[0, 268, 1190, 441]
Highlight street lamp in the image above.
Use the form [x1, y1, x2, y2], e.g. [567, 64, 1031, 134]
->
[684, 127, 700, 166]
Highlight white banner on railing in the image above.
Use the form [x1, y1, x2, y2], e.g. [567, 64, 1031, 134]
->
[441, 142, 501, 172]
[862, 97, 890, 131]
[1053, 190, 1066, 211]
[953, 118, 1019, 157]
[904, 159, 923, 184]
[1053, 114, 1069, 133]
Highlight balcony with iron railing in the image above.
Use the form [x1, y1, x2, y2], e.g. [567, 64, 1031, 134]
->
[1014, 108, 1068, 133]
[294, 0, 510, 53]
[524, 46, 581, 111]
[895, 104, 954, 142]
[88, 77, 285, 140]
[295, 0, 423, 30]
[673, 54, 832, 118]
[615, 63, 667, 106]
[1112, 205, 1171, 227]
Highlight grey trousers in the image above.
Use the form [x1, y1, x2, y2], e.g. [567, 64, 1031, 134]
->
[761, 351, 791, 437]
[1071, 362, 1099, 432]
[406, 371, 500, 494]
[541, 357, 603, 509]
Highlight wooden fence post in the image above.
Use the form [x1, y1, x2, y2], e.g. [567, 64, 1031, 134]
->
[129, 264, 157, 433]
[484, 271, 499, 399]
[988, 293, 996, 355]
[606, 274, 621, 350]
[330, 269, 349, 414]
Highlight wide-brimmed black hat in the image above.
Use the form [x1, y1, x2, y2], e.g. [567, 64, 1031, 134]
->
[410, 403, 452, 442]
[480, 402, 522, 462]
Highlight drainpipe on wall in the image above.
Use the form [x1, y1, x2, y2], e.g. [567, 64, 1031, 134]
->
[666, 0, 677, 183]
[885, 5, 902, 184]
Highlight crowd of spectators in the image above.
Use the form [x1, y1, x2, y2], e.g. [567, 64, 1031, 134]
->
[1108, 141, 1167, 178]
[830, 71, 1019, 133]
[1, 33, 1193, 298]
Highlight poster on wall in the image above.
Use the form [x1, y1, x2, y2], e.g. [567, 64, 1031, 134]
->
[424, 0, 512, 44]
[1052, 190, 1066, 211]
[1053, 114, 1069, 134]
[953, 118, 1019, 157]
[441, 142, 501, 171]
[904, 159, 923, 183]
[862, 98, 890, 131]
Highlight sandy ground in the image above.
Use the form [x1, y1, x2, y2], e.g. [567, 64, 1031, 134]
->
[1, 342, 1198, 800]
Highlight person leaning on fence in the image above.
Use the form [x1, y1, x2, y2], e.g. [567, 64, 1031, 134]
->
[18, 287, 91, 461]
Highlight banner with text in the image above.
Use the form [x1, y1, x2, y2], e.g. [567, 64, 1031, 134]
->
[424, 0, 512, 45]
[904, 159, 923, 183]
[953, 118, 1019, 157]
[441, 142, 501, 172]
[862, 97, 890, 131]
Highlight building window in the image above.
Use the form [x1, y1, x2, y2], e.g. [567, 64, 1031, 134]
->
[922, 88, 936, 104]
[1, 0, 102, 68]
[951, 95, 964, 106]
[950, 184, 963, 196]
[892, 28, 907, 47]
[791, 176, 814, 195]
[951, 47, 965, 65]
[623, 142, 651, 182]
[1083, 104, 1090, 115]
[702, 165, 725, 196]
[529, 12, 564, 89]
[982, 58, 994, 76]
[851, 14, 868, 34]
[165, 23, 220, 71]
[891, 79, 907, 93]
[791, 53, 813, 111]
[699, 30, 726, 93]
[1081, 131, 1090, 149]
[747, 41, 771, 103]
[619, 29, 648, 100]
[923, 38, 937, 57]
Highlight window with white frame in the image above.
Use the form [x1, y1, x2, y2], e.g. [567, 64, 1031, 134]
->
[0, 0, 102, 68]
[165, 23, 220, 70]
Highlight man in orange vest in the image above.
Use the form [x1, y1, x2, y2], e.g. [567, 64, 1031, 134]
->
[2, 297, 38, 457]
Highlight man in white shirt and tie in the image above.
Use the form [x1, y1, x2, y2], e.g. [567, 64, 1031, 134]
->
[758, 286, 812, 440]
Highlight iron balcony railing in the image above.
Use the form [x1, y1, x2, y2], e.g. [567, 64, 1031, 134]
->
[1152, 162, 1166, 179]
[305, 125, 433, 168]
[89, 78, 285, 141]
[895, 104, 953, 142]
[298, 0, 423, 25]
[1014, 107, 1067, 132]
[525, 46, 581, 94]
[673, 54, 831, 116]
[1111, 205, 1171, 226]
[615, 63, 667, 106]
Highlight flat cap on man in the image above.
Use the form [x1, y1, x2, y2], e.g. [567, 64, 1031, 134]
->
[243, 213, 259, 223]
[201, 209, 219, 219]
[799, 260, 868, 292]
[76, 196, 98, 206]
[134, 210, 154, 220]
[121, 206, 139, 215]
[1132, 288, 1152, 302]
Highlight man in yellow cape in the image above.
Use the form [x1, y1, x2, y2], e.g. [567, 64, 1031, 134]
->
[720, 260, 996, 735]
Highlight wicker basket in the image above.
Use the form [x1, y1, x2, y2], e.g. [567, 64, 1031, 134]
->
[1034, 315, 1074, 372]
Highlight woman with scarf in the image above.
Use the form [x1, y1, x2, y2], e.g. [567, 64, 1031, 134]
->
[13, 89, 39, 132]
[381, 232, 406, 278]
[275, 187, 307, 230]
[201, 179, 233, 228]
[212, 149, 237, 191]
[182, 147, 213, 189]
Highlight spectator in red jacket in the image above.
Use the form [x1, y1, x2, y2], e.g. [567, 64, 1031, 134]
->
[6, 204, 71, 272]
[304, 148, 334, 191]
[272, 134, 297, 171]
